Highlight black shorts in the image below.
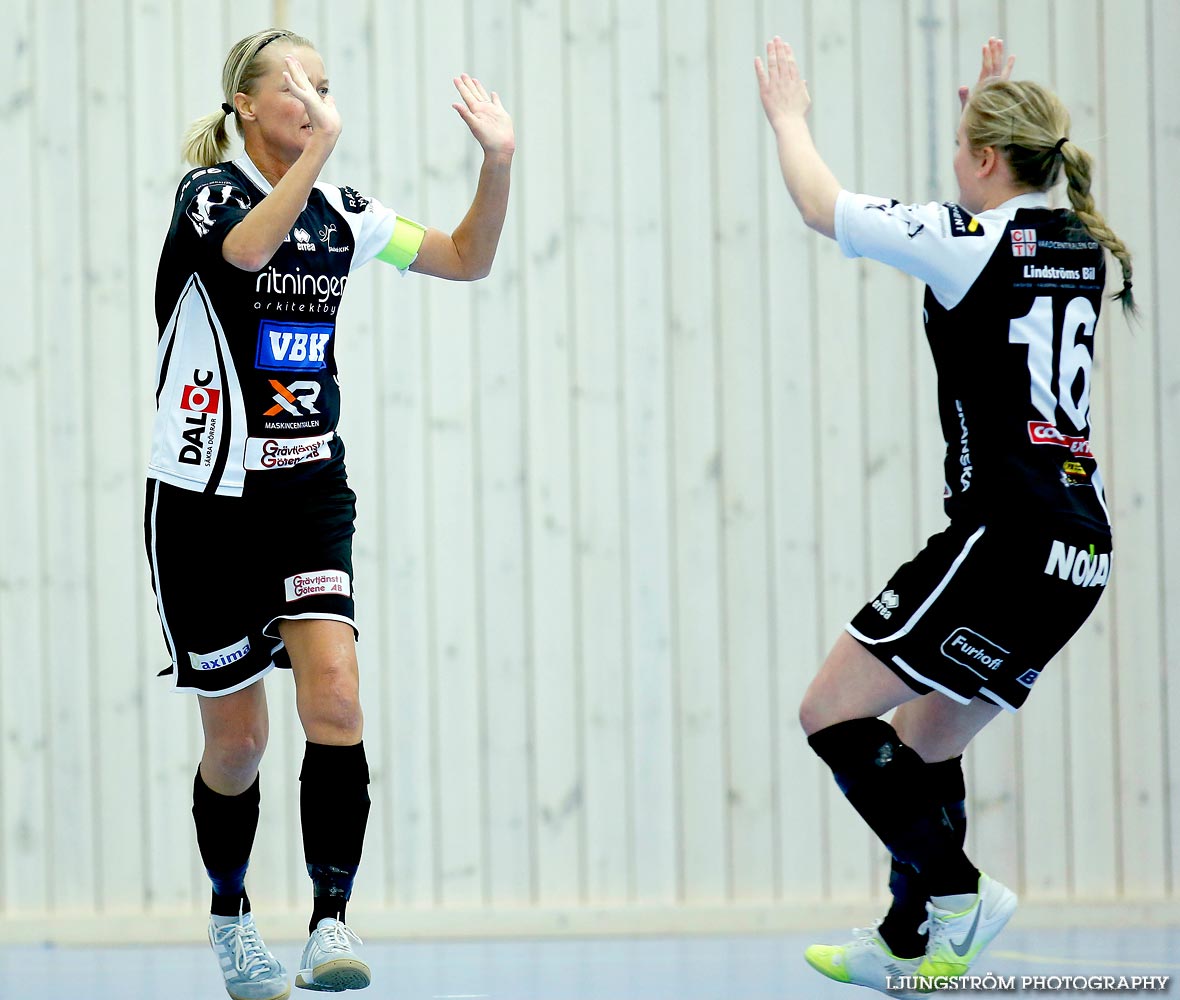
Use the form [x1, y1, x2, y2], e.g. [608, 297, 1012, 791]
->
[144, 473, 357, 696]
[847, 520, 1111, 711]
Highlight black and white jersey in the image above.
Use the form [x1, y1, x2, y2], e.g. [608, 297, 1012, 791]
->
[149, 154, 415, 497]
[835, 190, 1110, 535]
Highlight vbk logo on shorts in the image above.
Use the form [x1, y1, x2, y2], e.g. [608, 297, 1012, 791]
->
[1016, 669, 1040, 689]
[180, 383, 220, 413]
[284, 569, 351, 602]
[188, 635, 251, 672]
[255, 320, 333, 371]
[941, 627, 1008, 673]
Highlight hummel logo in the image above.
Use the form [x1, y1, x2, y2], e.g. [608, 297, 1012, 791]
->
[950, 905, 982, 957]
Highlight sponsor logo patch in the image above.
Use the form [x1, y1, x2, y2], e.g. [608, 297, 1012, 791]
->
[941, 627, 1009, 673]
[318, 222, 351, 253]
[284, 569, 351, 602]
[1011, 228, 1037, 256]
[180, 383, 221, 413]
[946, 203, 983, 237]
[872, 589, 900, 619]
[264, 379, 322, 417]
[1027, 421, 1092, 456]
[1016, 669, 1040, 689]
[1044, 540, 1111, 588]
[255, 320, 334, 371]
[293, 226, 317, 251]
[188, 635, 251, 672]
[339, 185, 371, 213]
[244, 432, 334, 470]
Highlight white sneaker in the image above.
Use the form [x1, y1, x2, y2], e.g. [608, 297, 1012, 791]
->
[917, 873, 1018, 979]
[804, 923, 926, 999]
[296, 917, 372, 992]
[208, 910, 291, 1000]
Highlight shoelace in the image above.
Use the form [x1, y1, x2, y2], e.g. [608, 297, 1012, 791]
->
[214, 920, 274, 980]
[316, 920, 364, 954]
[917, 901, 949, 953]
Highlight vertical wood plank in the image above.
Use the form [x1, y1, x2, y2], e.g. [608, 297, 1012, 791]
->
[857, 0, 921, 905]
[1150, 0, 1180, 899]
[760, 0, 826, 903]
[1051, 0, 1120, 900]
[518, 0, 582, 904]
[712, 0, 777, 902]
[138, 0, 208, 917]
[83, 0, 149, 914]
[36, 0, 98, 914]
[414, 0, 487, 906]
[664, 0, 727, 902]
[317, 0, 397, 914]
[565, 0, 631, 903]
[1101, 0, 1167, 899]
[469, 0, 533, 908]
[809, 0, 874, 900]
[369, 0, 436, 909]
[0, 0, 49, 916]
[618, 0, 678, 905]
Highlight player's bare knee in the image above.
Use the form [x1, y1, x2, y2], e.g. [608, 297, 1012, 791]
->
[298, 672, 362, 740]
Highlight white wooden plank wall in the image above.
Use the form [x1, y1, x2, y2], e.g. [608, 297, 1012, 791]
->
[0, 0, 1176, 934]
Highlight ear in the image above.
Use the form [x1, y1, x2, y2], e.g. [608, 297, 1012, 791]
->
[233, 93, 256, 123]
[976, 145, 1001, 179]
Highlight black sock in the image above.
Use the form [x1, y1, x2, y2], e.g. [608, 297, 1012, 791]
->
[877, 756, 967, 958]
[192, 767, 260, 917]
[808, 720, 979, 899]
[300, 740, 371, 934]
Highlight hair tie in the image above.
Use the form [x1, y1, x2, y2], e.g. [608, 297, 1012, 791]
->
[1052, 136, 1068, 155]
[1122, 279, 1133, 291]
[221, 102, 234, 116]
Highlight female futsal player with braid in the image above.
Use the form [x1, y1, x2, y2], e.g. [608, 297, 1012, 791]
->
[755, 36, 1134, 995]
[145, 28, 512, 998]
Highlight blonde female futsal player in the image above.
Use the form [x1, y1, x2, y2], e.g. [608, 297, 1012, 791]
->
[145, 27, 513, 998]
[755, 36, 1133, 996]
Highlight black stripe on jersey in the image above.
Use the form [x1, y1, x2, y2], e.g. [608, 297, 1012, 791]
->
[192, 278, 234, 495]
[155, 280, 191, 405]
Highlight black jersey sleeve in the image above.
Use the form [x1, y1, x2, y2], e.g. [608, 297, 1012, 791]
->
[172, 167, 254, 262]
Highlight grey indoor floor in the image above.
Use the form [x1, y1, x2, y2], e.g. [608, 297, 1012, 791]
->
[0, 927, 1176, 1000]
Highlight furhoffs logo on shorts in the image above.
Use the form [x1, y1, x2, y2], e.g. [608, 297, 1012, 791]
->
[284, 570, 351, 602]
[941, 627, 1008, 674]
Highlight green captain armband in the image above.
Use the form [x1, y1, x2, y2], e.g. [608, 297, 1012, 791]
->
[376, 215, 427, 270]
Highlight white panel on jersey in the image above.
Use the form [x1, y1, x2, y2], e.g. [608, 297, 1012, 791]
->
[315, 182, 400, 271]
[834, 190, 1051, 310]
[148, 274, 249, 496]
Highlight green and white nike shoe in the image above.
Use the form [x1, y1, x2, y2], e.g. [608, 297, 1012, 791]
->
[916, 874, 1018, 979]
[804, 923, 926, 999]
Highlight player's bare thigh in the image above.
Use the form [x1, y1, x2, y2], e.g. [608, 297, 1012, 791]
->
[891, 692, 1001, 763]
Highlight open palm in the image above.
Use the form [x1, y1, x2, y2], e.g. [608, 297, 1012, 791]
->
[452, 74, 515, 156]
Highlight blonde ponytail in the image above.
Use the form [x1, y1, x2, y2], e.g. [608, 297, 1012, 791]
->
[182, 108, 233, 168]
[964, 79, 1137, 318]
[180, 27, 316, 168]
[1060, 142, 1137, 317]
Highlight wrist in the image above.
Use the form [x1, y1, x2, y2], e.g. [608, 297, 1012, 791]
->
[482, 147, 515, 167]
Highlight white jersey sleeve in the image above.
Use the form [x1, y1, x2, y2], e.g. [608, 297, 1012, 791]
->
[834, 190, 1006, 309]
[316, 183, 403, 271]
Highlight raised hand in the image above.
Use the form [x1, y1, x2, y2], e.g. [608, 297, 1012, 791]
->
[452, 74, 515, 157]
[959, 37, 1015, 109]
[283, 54, 342, 139]
[755, 36, 811, 132]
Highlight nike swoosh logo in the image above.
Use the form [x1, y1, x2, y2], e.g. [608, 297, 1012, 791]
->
[951, 905, 983, 957]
